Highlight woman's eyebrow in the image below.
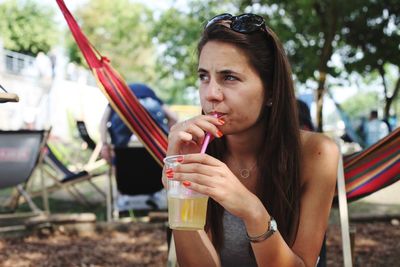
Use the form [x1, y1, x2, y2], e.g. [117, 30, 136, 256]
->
[197, 68, 208, 73]
[197, 68, 241, 76]
[218, 69, 240, 75]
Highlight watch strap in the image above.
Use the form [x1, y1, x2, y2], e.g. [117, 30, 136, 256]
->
[246, 217, 277, 243]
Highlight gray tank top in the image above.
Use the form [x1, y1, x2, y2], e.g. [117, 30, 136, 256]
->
[220, 211, 258, 267]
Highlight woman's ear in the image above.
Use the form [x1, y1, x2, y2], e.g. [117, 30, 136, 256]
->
[263, 91, 273, 107]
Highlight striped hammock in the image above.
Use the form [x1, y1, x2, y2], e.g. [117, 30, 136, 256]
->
[343, 127, 400, 202]
[56, 0, 167, 166]
[56, 0, 399, 200]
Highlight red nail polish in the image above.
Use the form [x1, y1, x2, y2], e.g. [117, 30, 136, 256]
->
[216, 130, 223, 138]
[182, 181, 191, 187]
[166, 172, 174, 178]
[165, 168, 173, 173]
[218, 119, 225, 125]
[177, 156, 184, 163]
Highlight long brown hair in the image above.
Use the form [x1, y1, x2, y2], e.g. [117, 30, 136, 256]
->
[198, 20, 301, 249]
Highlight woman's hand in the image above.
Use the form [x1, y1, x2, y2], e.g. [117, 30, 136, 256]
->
[168, 153, 261, 220]
[166, 115, 224, 156]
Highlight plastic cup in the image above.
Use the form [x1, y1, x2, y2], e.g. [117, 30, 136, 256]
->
[164, 155, 209, 230]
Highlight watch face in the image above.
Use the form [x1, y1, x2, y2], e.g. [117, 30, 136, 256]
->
[270, 219, 278, 231]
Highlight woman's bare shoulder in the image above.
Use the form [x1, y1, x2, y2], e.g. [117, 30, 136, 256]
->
[300, 130, 340, 185]
[300, 130, 338, 155]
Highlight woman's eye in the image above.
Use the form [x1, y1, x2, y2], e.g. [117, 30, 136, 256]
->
[225, 75, 237, 81]
[199, 74, 209, 82]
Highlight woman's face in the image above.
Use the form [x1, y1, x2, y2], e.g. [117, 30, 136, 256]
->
[198, 41, 266, 135]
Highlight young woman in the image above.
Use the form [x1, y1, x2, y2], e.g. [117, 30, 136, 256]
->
[164, 13, 339, 267]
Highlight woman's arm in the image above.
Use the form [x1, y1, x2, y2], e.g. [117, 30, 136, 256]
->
[290, 134, 339, 266]
[170, 134, 338, 266]
[161, 166, 220, 266]
[99, 106, 112, 144]
[163, 115, 225, 266]
[247, 134, 339, 267]
[173, 230, 220, 267]
[99, 106, 112, 163]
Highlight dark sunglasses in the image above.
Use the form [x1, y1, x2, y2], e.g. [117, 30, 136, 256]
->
[205, 13, 266, 34]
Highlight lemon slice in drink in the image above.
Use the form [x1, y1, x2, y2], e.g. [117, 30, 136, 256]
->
[181, 199, 191, 222]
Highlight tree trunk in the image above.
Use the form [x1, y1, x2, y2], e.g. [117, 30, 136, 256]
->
[384, 76, 400, 120]
[315, 0, 338, 132]
[316, 73, 326, 132]
[378, 65, 390, 120]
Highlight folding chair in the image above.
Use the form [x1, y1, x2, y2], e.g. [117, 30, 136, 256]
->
[110, 145, 164, 219]
[76, 120, 107, 172]
[27, 145, 107, 207]
[0, 130, 48, 220]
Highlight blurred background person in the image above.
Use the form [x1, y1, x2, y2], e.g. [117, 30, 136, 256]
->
[99, 83, 177, 211]
[364, 110, 389, 147]
[100, 83, 177, 163]
[297, 99, 315, 131]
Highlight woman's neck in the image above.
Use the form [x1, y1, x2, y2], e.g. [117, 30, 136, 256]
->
[223, 124, 265, 190]
[225, 123, 265, 159]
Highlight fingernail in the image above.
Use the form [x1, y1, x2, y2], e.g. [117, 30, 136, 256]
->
[218, 119, 225, 125]
[182, 181, 191, 187]
[177, 156, 184, 163]
[166, 171, 174, 178]
[216, 130, 223, 138]
[165, 168, 173, 173]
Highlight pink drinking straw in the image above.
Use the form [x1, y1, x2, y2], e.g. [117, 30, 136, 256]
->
[200, 113, 219, 154]
[200, 133, 211, 154]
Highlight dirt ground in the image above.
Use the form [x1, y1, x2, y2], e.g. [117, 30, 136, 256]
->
[326, 221, 400, 267]
[0, 220, 399, 267]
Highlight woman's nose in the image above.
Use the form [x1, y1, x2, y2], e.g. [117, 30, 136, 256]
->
[205, 80, 223, 102]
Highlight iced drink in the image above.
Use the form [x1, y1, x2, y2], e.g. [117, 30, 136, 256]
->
[164, 155, 209, 230]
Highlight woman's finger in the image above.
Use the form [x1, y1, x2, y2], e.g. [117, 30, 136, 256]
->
[191, 117, 224, 139]
[176, 131, 195, 143]
[174, 115, 223, 137]
[179, 153, 222, 167]
[174, 162, 221, 178]
[170, 171, 218, 188]
[179, 180, 219, 198]
[184, 122, 207, 144]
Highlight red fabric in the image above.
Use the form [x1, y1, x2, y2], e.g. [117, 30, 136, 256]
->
[344, 145, 397, 179]
[56, 0, 167, 165]
[343, 127, 400, 202]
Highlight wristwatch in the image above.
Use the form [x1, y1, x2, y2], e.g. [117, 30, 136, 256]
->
[247, 217, 277, 243]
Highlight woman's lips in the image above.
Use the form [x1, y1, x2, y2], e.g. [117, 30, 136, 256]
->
[210, 111, 226, 118]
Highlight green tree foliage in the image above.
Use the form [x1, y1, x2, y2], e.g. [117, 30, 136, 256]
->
[239, 0, 350, 131]
[151, 7, 202, 104]
[340, 0, 400, 119]
[0, 0, 59, 55]
[67, 0, 156, 83]
[152, 0, 242, 104]
[238, 0, 399, 130]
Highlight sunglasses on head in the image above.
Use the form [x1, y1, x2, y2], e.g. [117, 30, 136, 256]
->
[205, 13, 267, 34]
